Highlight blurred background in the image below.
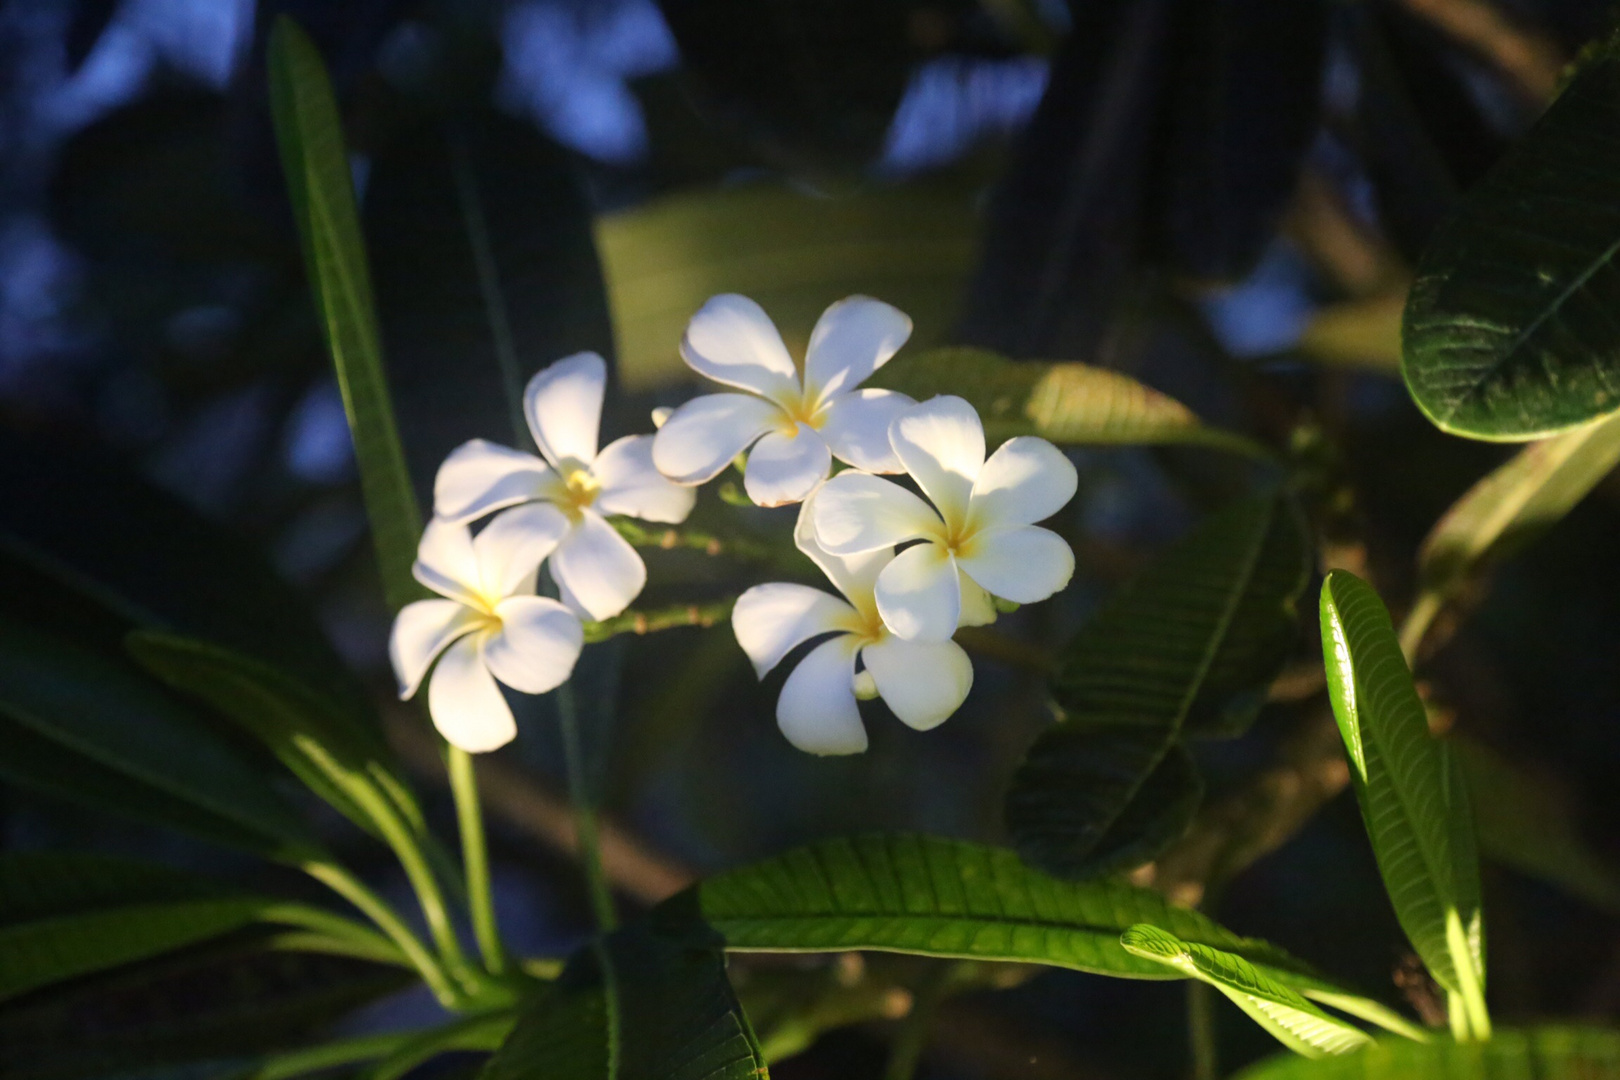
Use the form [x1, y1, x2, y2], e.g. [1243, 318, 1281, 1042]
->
[4, 0, 1620, 1076]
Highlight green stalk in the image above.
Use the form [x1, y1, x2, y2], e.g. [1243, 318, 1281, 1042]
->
[559, 679, 616, 932]
[1188, 979, 1219, 1080]
[249, 1031, 414, 1080]
[300, 859, 459, 1006]
[449, 745, 507, 974]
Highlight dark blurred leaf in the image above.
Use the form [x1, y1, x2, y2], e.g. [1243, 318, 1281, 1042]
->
[128, 632, 413, 844]
[0, 429, 363, 708]
[961, 0, 1174, 358]
[653, 0, 918, 171]
[1159, 0, 1328, 280]
[0, 852, 235, 926]
[1235, 1028, 1620, 1080]
[1454, 737, 1620, 916]
[1401, 32, 1620, 440]
[269, 16, 424, 609]
[482, 921, 767, 1080]
[363, 101, 612, 489]
[0, 621, 320, 862]
[1007, 494, 1310, 879]
[0, 937, 413, 1080]
[64, 0, 120, 73]
[1318, 572, 1485, 1020]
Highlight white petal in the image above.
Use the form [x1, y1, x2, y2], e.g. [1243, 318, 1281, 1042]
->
[890, 396, 985, 526]
[811, 472, 940, 555]
[742, 424, 831, 507]
[549, 510, 647, 620]
[874, 542, 961, 643]
[484, 596, 584, 694]
[413, 519, 481, 604]
[958, 572, 997, 628]
[680, 294, 800, 402]
[957, 525, 1075, 603]
[472, 503, 571, 601]
[651, 393, 779, 484]
[732, 583, 857, 678]
[593, 435, 697, 524]
[776, 635, 867, 756]
[817, 389, 914, 472]
[969, 436, 1078, 529]
[794, 493, 890, 609]
[389, 599, 482, 699]
[433, 439, 552, 524]
[427, 634, 516, 753]
[862, 637, 973, 731]
[524, 352, 605, 468]
[803, 296, 912, 402]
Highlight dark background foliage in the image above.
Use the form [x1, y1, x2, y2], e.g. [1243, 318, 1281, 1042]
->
[3, 0, 1620, 1076]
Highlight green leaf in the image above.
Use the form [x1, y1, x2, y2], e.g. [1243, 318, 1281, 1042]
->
[1454, 736, 1620, 916]
[1405, 410, 1620, 651]
[869, 346, 1266, 456]
[1235, 1027, 1620, 1080]
[0, 853, 378, 1005]
[268, 16, 422, 609]
[594, 181, 976, 391]
[482, 922, 768, 1080]
[1401, 37, 1620, 440]
[1121, 925, 1374, 1058]
[0, 940, 413, 1080]
[1318, 572, 1487, 1031]
[362, 1012, 517, 1080]
[0, 623, 320, 861]
[127, 631, 414, 843]
[1007, 494, 1311, 878]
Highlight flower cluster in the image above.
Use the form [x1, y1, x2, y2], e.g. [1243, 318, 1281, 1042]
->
[391, 295, 1077, 756]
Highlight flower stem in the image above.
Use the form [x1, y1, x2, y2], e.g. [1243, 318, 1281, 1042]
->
[448, 745, 507, 975]
[1188, 979, 1219, 1080]
[558, 678, 616, 932]
[582, 599, 735, 643]
[300, 858, 460, 1007]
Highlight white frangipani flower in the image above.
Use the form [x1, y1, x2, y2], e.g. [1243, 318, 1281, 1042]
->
[390, 509, 584, 753]
[812, 395, 1078, 643]
[731, 496, 974, 755]
[432, 352, 695, 622]
[652, 294, 917, 507]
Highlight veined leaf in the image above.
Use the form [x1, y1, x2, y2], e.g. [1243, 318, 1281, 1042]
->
[268, 17, 422, 609]
[1121, 925, 1374, 1058]
[1319, 572, 1486, 1033]
[1406, 411, 1620, 651]
[1235, 1027, 1620, 1080]
[0, 940, 412, 1080]
[0, 623, 319, 862]
[127, 631, 419, 845]
[1455, 737, 1620, 916]
[1401, 36, 1620, 440]
[1008, 494, 1311, 878]
[594, 181, 975, 390]
[481, 922, 767, 1080]
[870, 346, 1265, 455]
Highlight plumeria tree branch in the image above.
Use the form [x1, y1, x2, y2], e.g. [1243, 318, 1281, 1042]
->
[583, 599, 736, 642]
[610, 517, 774, 561]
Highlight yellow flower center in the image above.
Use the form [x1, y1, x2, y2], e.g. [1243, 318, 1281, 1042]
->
[553, 463, 600, 520]
[772, 388, 828, 436]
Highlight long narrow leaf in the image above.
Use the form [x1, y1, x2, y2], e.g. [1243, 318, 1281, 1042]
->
[268, 17, 422, 608]
[1319, 572, 1486, 1023]
[1121, 925, 1374, 1058]
[1236, 1026, 1620, 1080]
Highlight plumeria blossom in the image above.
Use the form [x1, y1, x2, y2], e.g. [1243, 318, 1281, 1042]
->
[432, 353, 695, 621]
[390, 509, 584, 753]
[812, 395, 1078, 643]
[732, 496, 973, 754]
[652, 294, 917, 507]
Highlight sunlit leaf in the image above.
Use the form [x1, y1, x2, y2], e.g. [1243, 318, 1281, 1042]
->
[1319, 572, 1486, 1031]
[1008, 494, 1311, 878]
[1121, 925, 1374, 1058]
[482, 922, 767, 1080]
[1401, 38, 1620, 440]
[268, 16, 422, 609]
[871, 346, 1265, 456]
[594, 181, 975, 390]
[1235, 1026, 1620, 1080]
[0, 622, 320, 862]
